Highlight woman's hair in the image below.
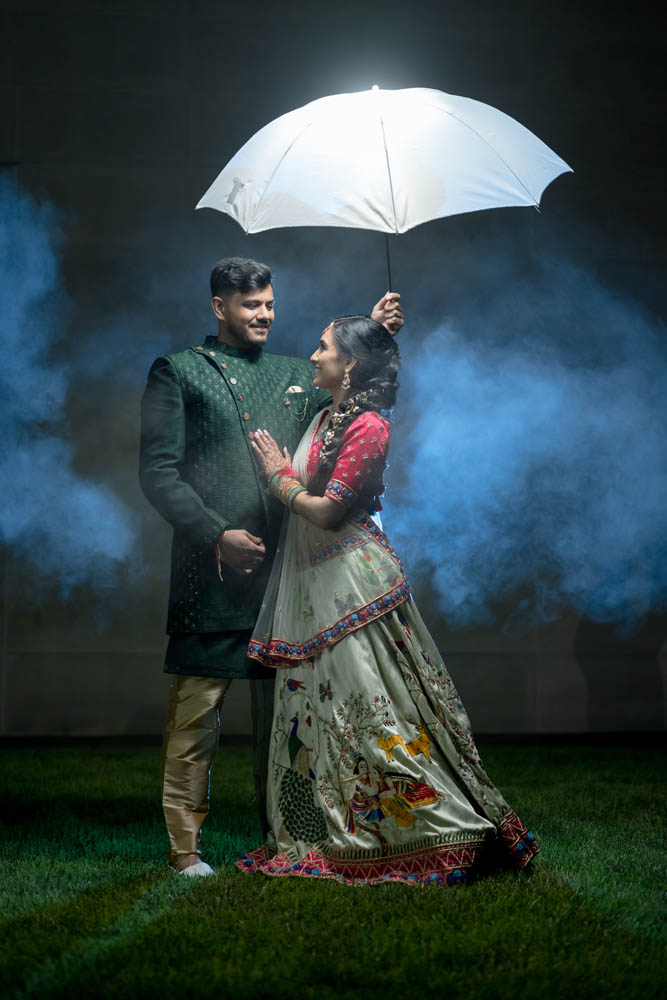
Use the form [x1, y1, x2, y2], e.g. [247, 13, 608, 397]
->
[308, 315, 401, 497]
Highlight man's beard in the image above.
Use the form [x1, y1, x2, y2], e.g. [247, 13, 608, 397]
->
[227, 316, 271, 347]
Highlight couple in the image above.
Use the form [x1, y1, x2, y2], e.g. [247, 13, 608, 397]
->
[140, 257, 539, 885]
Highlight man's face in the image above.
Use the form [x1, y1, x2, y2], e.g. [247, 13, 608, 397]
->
[213, 284, 275, 349]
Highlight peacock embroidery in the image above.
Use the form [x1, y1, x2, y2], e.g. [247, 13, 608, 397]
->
[277, 714, 329, 845]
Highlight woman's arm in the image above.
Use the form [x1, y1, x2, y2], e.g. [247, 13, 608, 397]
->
[251, 414, 388, 530]
[250, 429, 345, 529]
[290, 490, 345, 530]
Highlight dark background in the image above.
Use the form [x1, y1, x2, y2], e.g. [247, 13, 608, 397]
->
[1, 0, 665, 737]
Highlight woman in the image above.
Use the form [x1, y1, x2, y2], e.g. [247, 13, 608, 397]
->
[239, 316, 539, 886]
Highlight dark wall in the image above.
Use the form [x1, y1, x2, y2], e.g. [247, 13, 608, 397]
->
[0, 0, 665, 735]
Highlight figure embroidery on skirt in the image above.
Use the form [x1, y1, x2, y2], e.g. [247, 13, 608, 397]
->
[343, 756, 439, 841]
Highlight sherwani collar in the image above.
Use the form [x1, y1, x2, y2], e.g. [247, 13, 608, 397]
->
[204, 335, 262, 361]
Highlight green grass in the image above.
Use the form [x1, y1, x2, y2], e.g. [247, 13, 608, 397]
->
[1, 745, 665, 999]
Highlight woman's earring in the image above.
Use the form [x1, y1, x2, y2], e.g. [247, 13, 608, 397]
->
[342, 369, 351, 391]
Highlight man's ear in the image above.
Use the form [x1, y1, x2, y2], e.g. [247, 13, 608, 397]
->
[211, 296, 225, 321]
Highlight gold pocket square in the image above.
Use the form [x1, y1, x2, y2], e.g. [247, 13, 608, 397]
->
[283, 385, 308, 421]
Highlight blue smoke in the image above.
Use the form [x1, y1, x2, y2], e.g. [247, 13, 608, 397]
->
[3, 175, 664, 632]
[382, 257, 667, 632]
[0, 178, 137, 592]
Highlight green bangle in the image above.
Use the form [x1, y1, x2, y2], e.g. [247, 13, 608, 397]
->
[270, 472, 306, 509]
[285, 483, 306, 511]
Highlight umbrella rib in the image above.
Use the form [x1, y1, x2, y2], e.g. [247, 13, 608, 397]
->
[378, 109, 399, 234]
[422, 101, 542, 206]
[248, 121, 315, 232]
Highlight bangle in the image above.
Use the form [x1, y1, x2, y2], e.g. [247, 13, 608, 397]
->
[285, 481, 306, 511]
[269, 472, 306, 510]
[267, 464, 296, 495]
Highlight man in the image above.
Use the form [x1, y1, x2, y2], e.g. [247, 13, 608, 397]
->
[140, 257, 403, 876]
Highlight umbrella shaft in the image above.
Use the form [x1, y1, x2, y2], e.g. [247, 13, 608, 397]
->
[385, 234, 392, 292]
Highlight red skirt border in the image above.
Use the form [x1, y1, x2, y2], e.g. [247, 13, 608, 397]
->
[236, 811, 539, 887]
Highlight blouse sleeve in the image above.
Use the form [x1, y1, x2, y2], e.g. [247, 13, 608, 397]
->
[324, 412, 389, 509]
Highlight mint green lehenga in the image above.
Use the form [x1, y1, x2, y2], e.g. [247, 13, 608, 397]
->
[238, 409, 539, 885]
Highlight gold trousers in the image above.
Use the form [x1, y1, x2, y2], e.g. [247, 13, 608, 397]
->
[161, 674, 274, 865]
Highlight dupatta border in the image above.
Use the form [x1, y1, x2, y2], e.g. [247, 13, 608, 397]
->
[297, 530, 366, 570]
[248, 500, 409, 667]
[352, 512, 405, 571]
[301, 512, 403, 570]
[248, 578, 412, 667]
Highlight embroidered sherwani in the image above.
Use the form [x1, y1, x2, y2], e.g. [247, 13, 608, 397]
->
[239, 409, 540, 885]
[140, 335, 326, 677]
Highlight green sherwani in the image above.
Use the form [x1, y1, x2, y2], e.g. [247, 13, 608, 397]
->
[140, 334, 327, 678]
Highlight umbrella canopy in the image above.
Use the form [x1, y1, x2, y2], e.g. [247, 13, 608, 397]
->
[196, 86, 571, 235]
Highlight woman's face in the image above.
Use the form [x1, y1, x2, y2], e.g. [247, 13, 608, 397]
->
[310, 324, 350, 390]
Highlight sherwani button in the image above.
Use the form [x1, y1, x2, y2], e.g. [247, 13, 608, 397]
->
[221, 362, 227, 369]
[209, 350, 216, 356]
[243, 412, 250, 420]
[238, 393, 244, 401]
[230, 377, 238, 384]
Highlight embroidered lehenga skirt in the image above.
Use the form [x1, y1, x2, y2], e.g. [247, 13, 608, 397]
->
[237, 413, 539, 886]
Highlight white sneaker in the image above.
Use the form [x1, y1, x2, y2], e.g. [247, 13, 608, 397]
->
[177, 861, 217, 877]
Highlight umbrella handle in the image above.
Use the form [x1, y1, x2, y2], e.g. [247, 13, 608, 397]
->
[384, 234, 393, 293]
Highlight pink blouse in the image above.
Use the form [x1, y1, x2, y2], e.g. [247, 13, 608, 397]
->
[306, 410, 390, 513]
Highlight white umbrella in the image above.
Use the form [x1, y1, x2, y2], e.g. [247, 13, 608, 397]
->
[196, 86, 571, 240]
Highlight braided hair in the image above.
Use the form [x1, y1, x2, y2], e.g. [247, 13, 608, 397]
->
[308, 315, 401, 497]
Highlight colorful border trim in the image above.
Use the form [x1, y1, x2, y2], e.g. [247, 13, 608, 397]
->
[306, 532, 367, 568]
[236, 837, 488, 887]
[352, 513, 405, 572]
[248, 579, 411, 666]
[307, 513, 401, 570]
[237, 811, 540, 885]
[324, 478, 359, 508]
[497, 810, 540, 868]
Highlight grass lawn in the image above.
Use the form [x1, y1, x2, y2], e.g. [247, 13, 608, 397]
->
[1, 743, 665, 999]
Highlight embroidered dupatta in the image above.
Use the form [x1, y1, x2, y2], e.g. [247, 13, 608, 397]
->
[249, 411, 410, 667]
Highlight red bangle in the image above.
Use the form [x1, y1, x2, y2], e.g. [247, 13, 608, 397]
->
[277, 463, 296, 478]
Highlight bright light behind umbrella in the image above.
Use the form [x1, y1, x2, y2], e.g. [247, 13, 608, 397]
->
[196, 86, 572, 236]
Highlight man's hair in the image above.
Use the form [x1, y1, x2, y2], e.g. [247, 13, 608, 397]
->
[210, 257, 272, 298]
